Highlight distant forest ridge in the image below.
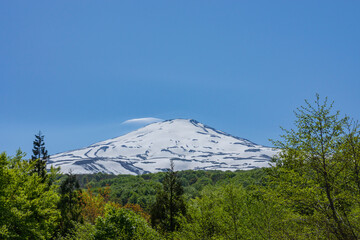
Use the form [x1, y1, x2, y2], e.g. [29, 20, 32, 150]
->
[71, 168, 266, 211]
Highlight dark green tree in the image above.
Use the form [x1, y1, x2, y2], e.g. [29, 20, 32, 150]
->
[150, 160, 186, 232]
[57, 173, 83, 236]
[31, 131, 49, 181]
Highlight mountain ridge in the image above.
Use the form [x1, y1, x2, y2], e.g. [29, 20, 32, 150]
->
[48, 119, 279, 175]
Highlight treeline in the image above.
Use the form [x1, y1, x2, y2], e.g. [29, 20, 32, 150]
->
[76, 167, 266, 211]
[1, 95, 360, 239]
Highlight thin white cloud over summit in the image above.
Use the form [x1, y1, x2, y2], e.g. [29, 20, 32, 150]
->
[122, 117, 163, 125]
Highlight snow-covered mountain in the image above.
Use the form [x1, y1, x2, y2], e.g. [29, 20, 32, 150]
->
[48, 119, 279, 175]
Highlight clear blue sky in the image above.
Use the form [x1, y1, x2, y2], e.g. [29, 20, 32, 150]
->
[1, 1, 359, 156]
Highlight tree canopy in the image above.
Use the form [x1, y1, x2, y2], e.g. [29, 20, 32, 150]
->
[269, 94, 360, 239]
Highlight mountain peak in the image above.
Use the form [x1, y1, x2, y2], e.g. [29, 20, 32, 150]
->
[48, 119, 279, 175]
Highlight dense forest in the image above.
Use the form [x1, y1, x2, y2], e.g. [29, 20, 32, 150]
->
[1, 95, 360, 239]
[75, 167, 266, 212]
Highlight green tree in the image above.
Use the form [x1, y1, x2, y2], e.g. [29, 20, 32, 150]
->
[31, 131, 49, 182]
[0, 150, 60, 239]
[176, 184, 298, 240]
[150, 160, 186, 232]
[269, 94, 360, 239]
[57, 173, 83, 236]
[175, 186, 224, 240]
[95, 205, 160, 240]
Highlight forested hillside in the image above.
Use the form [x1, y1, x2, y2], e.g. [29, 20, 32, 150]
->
[76, 168, 266, 211]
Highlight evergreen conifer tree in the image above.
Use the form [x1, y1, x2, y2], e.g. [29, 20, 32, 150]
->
[150, 160, 186, 232]
[30, 131, 49, 181]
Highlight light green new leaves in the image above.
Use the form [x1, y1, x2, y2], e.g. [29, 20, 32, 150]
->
[269, 95, 360, 239]
[0, 150, 60, 239]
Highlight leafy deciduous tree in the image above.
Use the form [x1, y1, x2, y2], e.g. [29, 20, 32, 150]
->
[95, 205, 160, 240]
[0, 150, 60, 239]
[269, 94, 360, 239]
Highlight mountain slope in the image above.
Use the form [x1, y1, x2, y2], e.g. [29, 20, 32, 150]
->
[48, 119, 279, 175]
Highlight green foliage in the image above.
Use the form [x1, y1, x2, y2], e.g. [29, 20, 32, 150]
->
[0, 150, 60, 239]
[109, 175, 160, 211]
[150, 161, 186, 232]
[176, 183, 313, 240]
[268, 94, 360, 239]
[76, 168, 265, 212]
[94, 205, 160, 240]
[0, 150, 163, 239]
[56, 221, 96, 240]
[57, 173, 83, 236]
[77, 173, 118, 188]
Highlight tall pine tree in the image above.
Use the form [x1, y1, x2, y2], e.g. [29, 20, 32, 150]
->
[150, 160, 186, 232]
[31, 131, 49, 182]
